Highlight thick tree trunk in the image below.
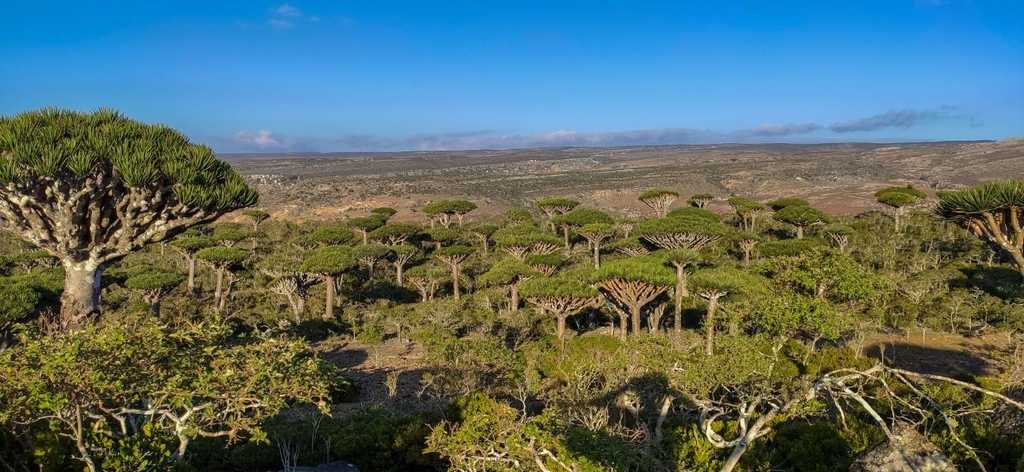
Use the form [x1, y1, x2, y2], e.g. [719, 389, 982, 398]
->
[592, 242, 601, 268]
[59, 260, 102, 329]
[556, 314, 567, 340]
[796, 226, 804, 239]
[510, 283, 519, 312]
[704, 297, 719, 356]
[324, 275, 336, 319]
[213, 268, 224, 312]
[562, 226, 570, 250]
[630, 304, 641, 335]
[674, 265, 686, 333]
[451, 265, 461, 301]
[395, 262, 405, 286]
[186, 256, 197, 295]
[482, 237, 489, 255]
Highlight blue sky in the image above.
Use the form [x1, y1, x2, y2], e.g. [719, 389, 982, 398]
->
[1, 1, 1022, 152]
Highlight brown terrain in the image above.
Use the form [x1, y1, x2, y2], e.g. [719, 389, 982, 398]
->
[224, 140, 1024, 222]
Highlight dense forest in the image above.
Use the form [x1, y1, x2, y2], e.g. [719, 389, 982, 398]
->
[0, 110, 1022, 471]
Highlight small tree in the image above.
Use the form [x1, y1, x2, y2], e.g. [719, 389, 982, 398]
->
[749, 293, 846, 358]
[764, 248, 882, 303]
[733, 231, 760, 266]
[593, 255, 674, 336]
[170, 234, 214, 295]
[520, 271, 601, 340]
[609, 237, 651, 257]
[577, 223, 616, 268]
[259, 246, 318, 320]
[0, 109, 257, 329]
[466, 223, 498, 255]
[639, 188, 679, 217]
[535, 196, 580, 231]
[876, 185, 926, 232]
[124, 271, 184, 315]
[405, 263, 447, 302]
[390, 244, 421, 286]
[938, 180, 1024, 278]
[493, 224, 561, 261]
[773, 204, 829, 239]
[727, 196, 766, 232]
[434, 245, 474, 301]
[371, 206, 398, 220]
[822, 223, 853, 253]
[242, 209, 270, 250]
[478, 259, 536, 312]
[423, 199, 477, 227]
[348, 215, 386, 244]
[370, 222, 422, 246]
[301, 246, 356, 319]
[351, 243, 390, 279]
[195, 247, 247, 313]
[425, 226, 465, 250]
[664, 248, 701, 332]
[550, 207, 613, 250]
[688, 193, 715, 208]
[690, 266, 768, 355]
[211, 222, 251, 248]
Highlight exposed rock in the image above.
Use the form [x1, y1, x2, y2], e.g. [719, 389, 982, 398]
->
[850, 425, 956, 472]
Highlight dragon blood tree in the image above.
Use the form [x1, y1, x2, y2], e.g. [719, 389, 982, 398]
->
[637, 214, 727, 251]
[875, 185, 926, 232]
[593, 255, 674, 336]
[577, 222, 616, 268]
[690, 266, 769, 355]
[688, 193, 715, 209]
[772, 204, 829, 239]
[534, 196, 579, 231]
[0, 109, 257, 328]
[938, 180, 1024, 278]
[423, 199, 477, 228]
[638, 188, 679, 217]
[550, 207, 613, 250]
[520, 269, 601, 341]
[434, 244, 474, 301]
[478, 258, 537, 312]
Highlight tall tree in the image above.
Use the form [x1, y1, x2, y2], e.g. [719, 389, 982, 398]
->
[423, 199, 477, 227]
[434, 245, 474, 301]
[534, 197, 580, 232]
[773, 205, 829, 239]
[664, 248, 701, 333]
[577, 223, 616, 268]
[493, 224, 561, 261]
[727, 196, 766, 232]
[170, 234, 213, 295]
[370, 222, 422, 246]
[690, 266, 768, 355]
[688, 193, 715, 208]
[639, 189, 679, 217]
[478, 259, 536, 312]
[938, 180, 1024, 278]
[550, 207, 613, 250]
[520, 270, 601, 340]
[389, 244, 421, 286]
[195, 247, 247, 313]
[0, 109, 257, 328]
[637, 215, 726, 251]
[876, 185, 926, 232]
[348, 215, 386, 245]
[301, 246, 356, 319]
[593, 255, 674, 336]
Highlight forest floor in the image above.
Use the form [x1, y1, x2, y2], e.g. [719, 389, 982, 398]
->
[864, 330, 1014, 378]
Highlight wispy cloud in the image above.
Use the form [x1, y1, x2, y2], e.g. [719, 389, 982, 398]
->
[267, 3, 319, 29]
[234, 130, 283, 148]
[829, 107, 959, 133]
[741, 123, 821, 137]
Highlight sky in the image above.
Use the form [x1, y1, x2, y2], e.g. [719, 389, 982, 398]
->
[1, 0, 1022, 153]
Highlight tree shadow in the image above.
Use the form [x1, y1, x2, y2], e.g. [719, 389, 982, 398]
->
[864, 342, 996, 378]
[953, 265, 1024, 301]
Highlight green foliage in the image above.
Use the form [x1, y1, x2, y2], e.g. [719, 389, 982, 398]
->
[690, 266, 769, 299]
[347, 214, 386, 232]
[774, 204, 830, 228]
[423, 199, 477, 216]
[503, 207, 535, 225]
[937, 180, 1024, 215]
[763, 248, 884, 303]
[370, 223, 422, 244]
[370, 206, 398, 219]
[304, 223, 356, 246]
[875, 185, 926, 208]
[435, 244, 474, 259]
[0, 109, 257, 209]
[195, 246, 248, 268]
[301, 246, 356, 275]
[535, 196, 580, 213]
[211, 223, 250, 244]
[551, 207, 613, 227]
[493, 224, 560, 248]
[123, 271, 184, 292]
[728, 196, 764, 214]
[519, 270, 599, 299]
[593, 255, 675, 286]
[637, 215, 727, 238]
[639, 188, 679, 200]
[478, 259, 536, 287]
[749, 293, 845, 341]
[170, 235, 214, 253]
[0, 278, 41, 331]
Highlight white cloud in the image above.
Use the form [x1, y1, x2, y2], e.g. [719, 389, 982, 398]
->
[234, 130, 282, 148]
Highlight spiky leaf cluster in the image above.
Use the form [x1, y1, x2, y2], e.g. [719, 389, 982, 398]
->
[300, 246, 356, 275]
[124, 271, 185, 292]
[592, 255, 675, 287]
[875, 185, 926, 208]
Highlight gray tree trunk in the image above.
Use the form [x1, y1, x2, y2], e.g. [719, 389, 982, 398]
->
[59, 260, 103, 329]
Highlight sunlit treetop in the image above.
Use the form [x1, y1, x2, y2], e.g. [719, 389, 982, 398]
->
[767, 197, 809, 211]
[875, 185, 927, 208]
